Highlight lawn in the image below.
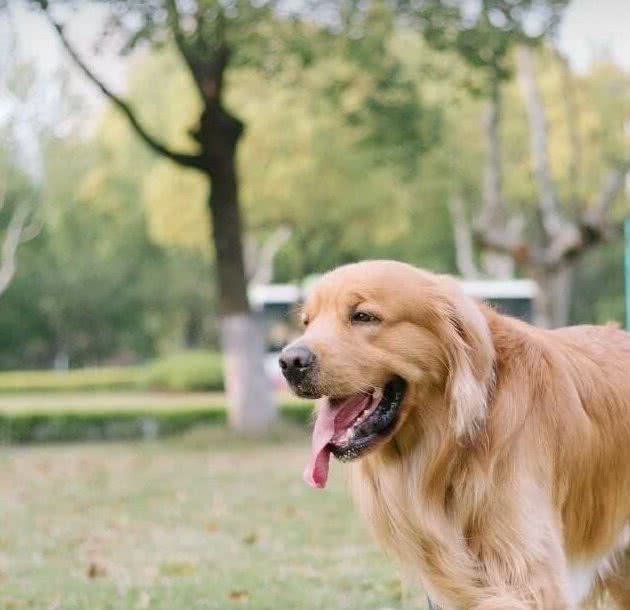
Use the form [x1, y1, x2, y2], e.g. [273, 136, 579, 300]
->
[0, 425, 426, 610]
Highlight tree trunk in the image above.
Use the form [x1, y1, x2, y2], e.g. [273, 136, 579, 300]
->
[480, 75, 514, 279]
[448, 194, 480, 279]
[533, 264, 574, 328]
[38, 7, 277, 433]
[517, 46, 579, 251]
[206, 158, 276, 434]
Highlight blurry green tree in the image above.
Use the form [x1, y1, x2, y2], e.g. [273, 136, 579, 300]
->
[0, 116, 218, 370]
[3, 0, 627, 377]
[32, 0, 282, 432]
[403, 0, 629, 326]
[86, 36, 446, 280]
[30, 0, 435, 432]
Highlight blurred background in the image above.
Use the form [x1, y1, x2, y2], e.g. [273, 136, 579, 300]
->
[0, 0, 628, 608]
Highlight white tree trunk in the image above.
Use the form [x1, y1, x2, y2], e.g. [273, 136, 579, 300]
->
[220, 313, 276, 435]
[548, 265, 574, 328]
[0, 202, 39, 297]
[480, 77, 515, 279]
[448, 194, 480, 279]
[245, 226, 292, 286]
[533, 265, 574, 328]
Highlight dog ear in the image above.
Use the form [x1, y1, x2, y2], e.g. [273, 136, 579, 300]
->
[441, 290, 495, 439]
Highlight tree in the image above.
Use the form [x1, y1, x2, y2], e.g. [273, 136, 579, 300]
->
[29, 0, 441, 432]
[506, 46, 628, 326]
[87, 39, 444, 284]
[0, 122, 219, 370]
[32, 0, 286, 433]
[406, 0, 629, 326]
[0, 162, 40, 298]
[403, 0, 568, 276]
[0, 37, 44, 299]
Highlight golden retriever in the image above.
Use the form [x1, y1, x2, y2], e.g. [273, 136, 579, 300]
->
[279, 260, 630, 610]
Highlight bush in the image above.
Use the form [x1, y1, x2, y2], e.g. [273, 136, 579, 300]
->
[142, 351, 224, 392]
[0, 367, 142, 394]
[0, 402, 311, 443]
[0, 351, 225, 394]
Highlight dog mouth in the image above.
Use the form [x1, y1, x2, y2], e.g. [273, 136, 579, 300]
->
[303, 377, 407, 489]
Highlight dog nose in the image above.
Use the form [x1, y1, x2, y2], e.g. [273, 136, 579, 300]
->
[279, 345, 316, 380]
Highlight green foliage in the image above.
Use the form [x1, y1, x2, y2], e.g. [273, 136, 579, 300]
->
[572, 242, 626, 326]
[143, 350, 224, 392]
[0, 350, 226, 393]
[0, 366, 141, 394]
[0, 105, 217, 368]
[0, 401, 311, 443]
[5, 1, 630, 368]
[404, 0, 570, 85]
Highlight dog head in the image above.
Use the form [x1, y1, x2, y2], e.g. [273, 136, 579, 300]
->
[279, 260, 495, 487]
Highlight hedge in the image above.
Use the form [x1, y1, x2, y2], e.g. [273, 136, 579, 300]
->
[0, 402, 312, 444]
[142, 351, 224, 392]
[0, 366, 142, 394]
[0, 351, 225, 394]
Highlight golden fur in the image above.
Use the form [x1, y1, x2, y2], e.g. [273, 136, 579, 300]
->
[296, 260, 630, 610]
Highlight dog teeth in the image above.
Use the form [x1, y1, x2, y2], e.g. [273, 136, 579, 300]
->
[337, 402, 375, 444]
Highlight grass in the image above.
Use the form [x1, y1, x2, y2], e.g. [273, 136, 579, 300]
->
[0, 426, 426, 610]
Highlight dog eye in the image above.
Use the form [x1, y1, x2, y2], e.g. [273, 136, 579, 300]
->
[351, 311, 379, 324]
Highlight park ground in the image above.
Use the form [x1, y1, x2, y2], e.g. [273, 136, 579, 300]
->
[0, 424, 427, 610]
[0, 393, 615, 610]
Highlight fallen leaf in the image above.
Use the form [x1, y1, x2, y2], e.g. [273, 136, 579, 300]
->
[204, 521, 220, 533]
[159, 561, 197, 577]
[228, 591, 249, 603]
[87, 561, 107, 579]
[242, 532, 258, 545]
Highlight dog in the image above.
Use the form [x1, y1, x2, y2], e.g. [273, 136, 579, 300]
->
[279, 260, 630, 610]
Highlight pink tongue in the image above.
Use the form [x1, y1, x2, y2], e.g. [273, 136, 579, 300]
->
[303, 395, 371, 489]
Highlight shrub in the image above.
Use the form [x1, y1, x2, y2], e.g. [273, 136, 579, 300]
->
[0, 402, 311, 443]
[142, 351, 224, 392]
[0, 351, 225, 394]
[0, 367, 142, 394]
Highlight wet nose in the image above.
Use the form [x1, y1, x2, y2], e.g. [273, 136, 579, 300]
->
[279, 345, 316, 382]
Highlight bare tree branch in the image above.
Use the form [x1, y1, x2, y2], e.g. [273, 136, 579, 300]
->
[517, 46, 573, 241]
[39, 4, 204, 171]
[448, 194, 480, 279]
[475, 228, 534, 266]
[245, 225, 292, 286]
[583, 163, 630, 226]
[475, 72, 517, 279]
[537, 162, 629, 269]
[0, 203, 39, 296]
[553, 46, 583, 205]
[164, 0, 229, 107]
[480, 74, 505, 230]
[164, 0, 208, 103]
[0, 163, 8, 217]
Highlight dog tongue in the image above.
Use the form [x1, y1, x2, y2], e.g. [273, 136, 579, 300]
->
[303, 394, 372, 489]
